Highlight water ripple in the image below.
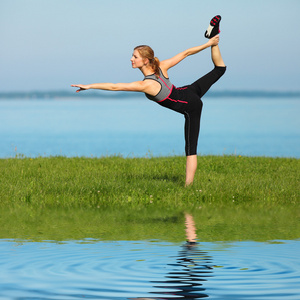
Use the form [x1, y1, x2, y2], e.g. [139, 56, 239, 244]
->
[0, 240, 299, 299]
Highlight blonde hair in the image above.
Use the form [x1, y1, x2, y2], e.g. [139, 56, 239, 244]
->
[134, 45, 160, 78]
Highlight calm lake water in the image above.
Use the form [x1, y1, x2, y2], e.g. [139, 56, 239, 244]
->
[1, 207, 300, 299]
[1, 239, 299, 299]
[0, 97, 299, 158]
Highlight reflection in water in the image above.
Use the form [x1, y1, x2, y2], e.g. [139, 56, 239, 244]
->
[1, 220, 299, 299]
[130, 213, 212, 299]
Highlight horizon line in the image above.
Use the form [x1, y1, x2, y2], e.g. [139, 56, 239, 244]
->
[1, 89, 300, 99]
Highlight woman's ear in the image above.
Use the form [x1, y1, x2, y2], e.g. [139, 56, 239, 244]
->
[143, 58, 149, 65]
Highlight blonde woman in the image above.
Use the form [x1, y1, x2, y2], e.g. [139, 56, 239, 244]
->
[72, 15, 226, 186]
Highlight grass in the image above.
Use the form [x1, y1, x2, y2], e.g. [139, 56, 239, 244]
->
[1, 206, 299, 242]
[0, 155, 299, 208]
[0, 155, 299, 242]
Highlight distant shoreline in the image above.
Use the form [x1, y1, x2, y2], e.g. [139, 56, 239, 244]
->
[1, 90, 300, 99]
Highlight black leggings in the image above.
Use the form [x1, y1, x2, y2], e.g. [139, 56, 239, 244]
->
[158, 66, 226, 156]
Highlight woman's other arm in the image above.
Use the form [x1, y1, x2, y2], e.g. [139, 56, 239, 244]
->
[160, 35, 219, 73]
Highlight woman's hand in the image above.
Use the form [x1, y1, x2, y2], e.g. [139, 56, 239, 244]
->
[71, 84, 89, 93]
[207, 35, 219, 47]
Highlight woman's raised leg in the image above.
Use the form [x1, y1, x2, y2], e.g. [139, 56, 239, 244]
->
[211, 44, 225, 67]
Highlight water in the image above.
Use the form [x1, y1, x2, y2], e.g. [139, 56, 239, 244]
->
[1, 96, 299, 298]
[1, 239, 299, 299]
[0, 97, 299, 158]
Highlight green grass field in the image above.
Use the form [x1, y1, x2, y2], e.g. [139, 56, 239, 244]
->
[0, 155, 299, 208]
[0, 155, 299, 242]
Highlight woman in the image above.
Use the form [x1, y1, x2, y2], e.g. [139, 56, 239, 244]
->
[72, 15, 226, 186]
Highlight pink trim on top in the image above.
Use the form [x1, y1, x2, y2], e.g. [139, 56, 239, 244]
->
[158, 85, 188, 104]
[159, 76, 172, 92]
[158, 85, 174, 102]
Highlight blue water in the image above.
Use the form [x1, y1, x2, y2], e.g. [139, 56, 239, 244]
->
[1, 239, 299, 299]
[0, 97, 299, 158]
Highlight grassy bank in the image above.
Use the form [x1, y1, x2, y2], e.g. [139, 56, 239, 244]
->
[0, 155, 299, 242]
[0, 155, 299, 208]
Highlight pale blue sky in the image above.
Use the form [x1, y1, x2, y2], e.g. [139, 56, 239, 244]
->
[1, 0, 299, 92]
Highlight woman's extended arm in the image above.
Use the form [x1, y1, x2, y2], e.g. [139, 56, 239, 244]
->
[160, 35, 219, 72]
[71, 81, 151, 93]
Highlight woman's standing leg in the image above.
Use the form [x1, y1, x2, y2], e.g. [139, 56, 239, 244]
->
[186, 155, 197, 186]
[183, 101, 203, 186]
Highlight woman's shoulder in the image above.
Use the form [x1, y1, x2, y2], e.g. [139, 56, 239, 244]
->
[158, 64, 169, 79]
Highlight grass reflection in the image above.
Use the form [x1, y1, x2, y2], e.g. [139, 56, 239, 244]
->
[1, 206, 299, 242]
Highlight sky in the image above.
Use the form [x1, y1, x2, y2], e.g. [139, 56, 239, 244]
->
[1, 0, 300, 92]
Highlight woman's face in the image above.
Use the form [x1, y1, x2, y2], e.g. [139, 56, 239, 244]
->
[130, 50, 147, 69]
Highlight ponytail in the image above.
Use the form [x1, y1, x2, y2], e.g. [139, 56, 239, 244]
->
[152, 57, 160, 78]
[134, 45, 160, 78]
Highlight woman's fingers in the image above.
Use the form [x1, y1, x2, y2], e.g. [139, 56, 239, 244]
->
[71, 84, 86, 92]
[211, 35, 219, 45]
